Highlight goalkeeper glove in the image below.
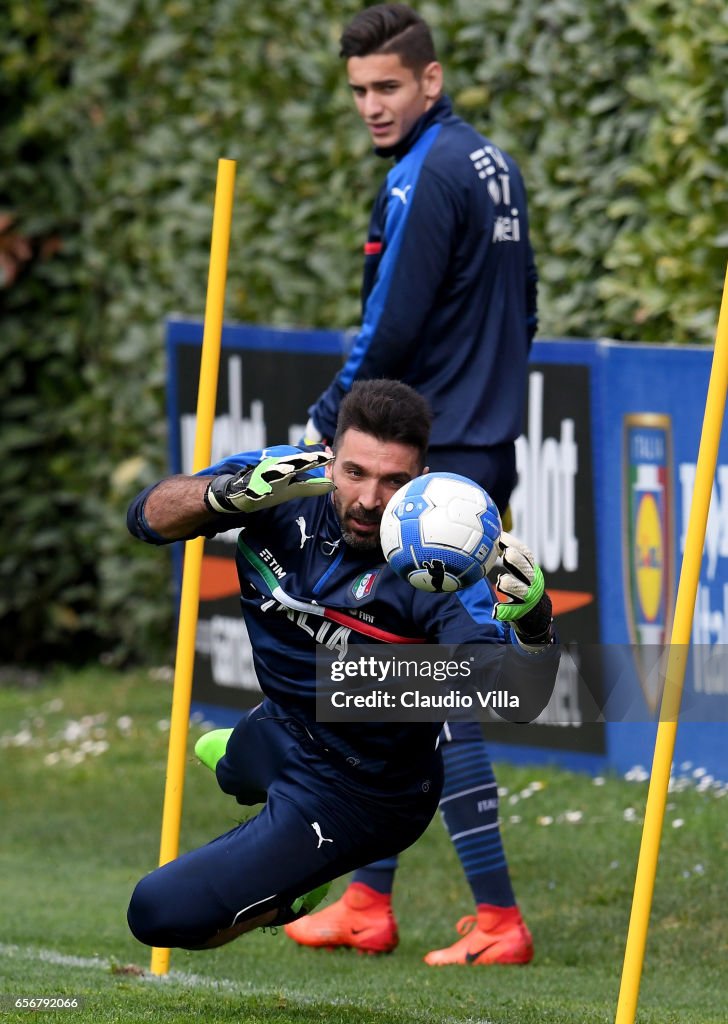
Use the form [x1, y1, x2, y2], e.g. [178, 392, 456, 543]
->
[493, 531, 553, 648]
[205, 450, 335, 514]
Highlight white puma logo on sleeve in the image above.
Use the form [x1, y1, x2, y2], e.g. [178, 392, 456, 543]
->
[390, 185, 412, 205]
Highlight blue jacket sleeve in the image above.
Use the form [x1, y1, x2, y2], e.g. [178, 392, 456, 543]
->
[308, 166, 458, 439]
[199, 443, 303, 477]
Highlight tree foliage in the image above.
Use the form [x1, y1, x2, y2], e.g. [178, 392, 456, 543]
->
[1, 0, 726, 664]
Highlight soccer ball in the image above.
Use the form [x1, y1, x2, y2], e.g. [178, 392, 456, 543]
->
[380, 473, 502, 593]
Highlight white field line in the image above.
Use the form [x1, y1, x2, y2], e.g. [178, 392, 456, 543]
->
[0, 942, 494, 1024]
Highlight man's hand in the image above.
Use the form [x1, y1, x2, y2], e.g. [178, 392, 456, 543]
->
[205, 451, 335, 514]
[493, 531, 553, 646]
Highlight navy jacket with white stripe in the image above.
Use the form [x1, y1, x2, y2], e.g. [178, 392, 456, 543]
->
[308, 98, 538, 447]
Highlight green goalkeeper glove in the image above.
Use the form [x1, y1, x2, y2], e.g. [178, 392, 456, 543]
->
[494, 531, 553, 646]
[205, 450, 334, 514]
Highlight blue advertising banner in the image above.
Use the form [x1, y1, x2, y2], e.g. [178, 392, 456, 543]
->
[166, 320, 728, 780]
[597, 342, 727, 781]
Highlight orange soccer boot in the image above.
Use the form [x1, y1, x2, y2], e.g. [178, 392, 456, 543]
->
[424, 904, 533, 966]
[284, 882, 399, 954]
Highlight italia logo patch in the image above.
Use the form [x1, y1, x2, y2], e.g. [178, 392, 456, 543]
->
[352, 570, 379, 601]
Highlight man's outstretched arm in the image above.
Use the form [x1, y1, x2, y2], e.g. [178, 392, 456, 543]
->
[127, 475, 224, 545]
[127, 450, 335, 545]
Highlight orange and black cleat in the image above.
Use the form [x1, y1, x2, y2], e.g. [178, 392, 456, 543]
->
[284, 882, 398, 955]
[424, 906, 533, 966]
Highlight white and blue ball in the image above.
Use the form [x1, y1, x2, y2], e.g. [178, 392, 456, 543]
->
[380, 473, 502, 593]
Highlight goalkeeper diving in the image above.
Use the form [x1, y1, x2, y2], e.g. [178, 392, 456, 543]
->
[125, 380, 559, 951]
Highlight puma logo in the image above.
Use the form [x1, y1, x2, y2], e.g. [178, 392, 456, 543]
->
[311, 821, 333, 848]
[390, 185, 412, 205]
[295, 516, 314, 549]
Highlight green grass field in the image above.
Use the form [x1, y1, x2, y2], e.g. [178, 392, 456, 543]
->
[1, 666, 726, 1023]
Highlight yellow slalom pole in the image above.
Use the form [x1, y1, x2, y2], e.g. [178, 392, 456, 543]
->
[150, 158, 237, 976]
[614, 262, 728, 1024]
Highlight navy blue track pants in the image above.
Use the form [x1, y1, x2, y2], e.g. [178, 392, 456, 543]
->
[127, 700, 442, 948]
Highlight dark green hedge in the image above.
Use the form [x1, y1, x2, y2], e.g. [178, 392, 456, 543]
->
[1, 0, 726, 664]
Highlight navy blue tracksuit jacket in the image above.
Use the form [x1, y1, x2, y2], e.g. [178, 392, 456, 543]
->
[308, 98, 538, 449]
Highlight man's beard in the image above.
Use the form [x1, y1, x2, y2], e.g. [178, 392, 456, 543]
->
[334, 496, 383, 553]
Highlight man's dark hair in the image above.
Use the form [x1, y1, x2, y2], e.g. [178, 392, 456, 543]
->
[334, 379, 431, 466]
[339, 3, 437, 71]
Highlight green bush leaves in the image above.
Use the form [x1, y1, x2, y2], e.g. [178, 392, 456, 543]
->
[1, 0, 726, 663]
